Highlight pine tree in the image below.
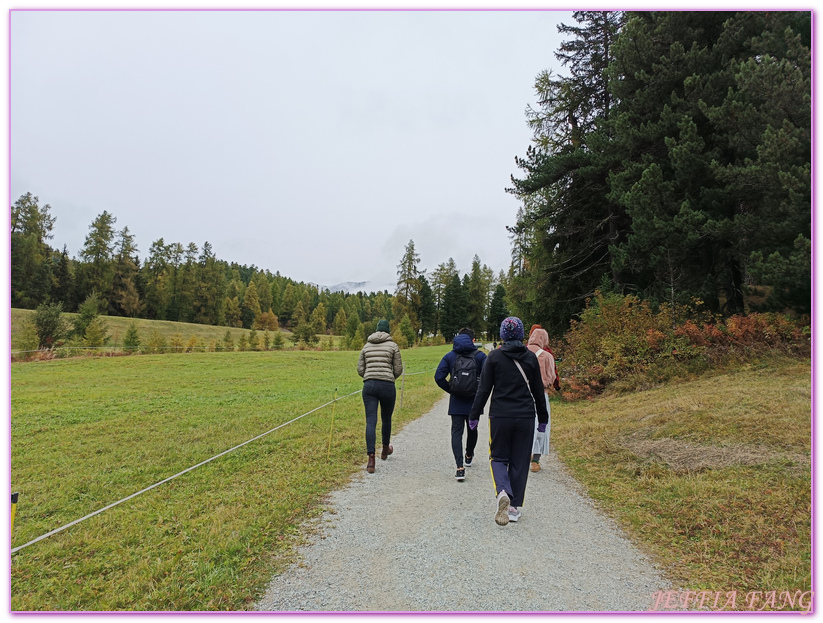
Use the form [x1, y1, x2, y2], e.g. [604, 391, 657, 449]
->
[333, 308, 348, 335]
[142, 238, 169, 320]
[83, 316, 110, 348]
[291, 300, 307, 328]
[78, 211, 117, 307]
[53, 246, 75, 311]
[509, 11, 626, 330]
[394, 240, 421, 328]
[223, 329, 234, 351]
[440, 274, 469, 341]
[430, 258, 458, 336]
[417, 275, 436, 337]
[254, 272, 273, 314]
[11, 193, 56, 308]
[111, 227, 142, 317]
[310, 302, 327, 336]
[241, 281, 262, 329]
[280, 283, 296, 325]
[466, 256, 487, 336]
[123, 321, 141, 353]
[352, 323, 367, 349]
[73, 292, 104, 340]
[608, 11, 810, 315]
[398, 314, 416, 346]
[488, 284, 508, 340]
[224, 296, 242, 327]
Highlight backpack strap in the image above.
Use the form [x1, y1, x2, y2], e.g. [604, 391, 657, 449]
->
[534, 347, 545, 358]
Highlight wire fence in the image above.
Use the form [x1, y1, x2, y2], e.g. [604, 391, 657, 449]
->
[11, 368, 433, 555]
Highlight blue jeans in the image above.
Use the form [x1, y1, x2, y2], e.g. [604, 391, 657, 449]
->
[362, 379, 396, 455]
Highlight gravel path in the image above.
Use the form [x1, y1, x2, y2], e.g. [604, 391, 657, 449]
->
[256, 396, 672, 612]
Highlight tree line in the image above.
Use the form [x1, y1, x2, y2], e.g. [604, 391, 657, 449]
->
[11, 195, 510, 348]
[15, 12, 808, 348]
[506, 11, 810, 335]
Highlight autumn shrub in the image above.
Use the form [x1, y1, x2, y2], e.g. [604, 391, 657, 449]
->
[560, 292, 808, 400]
[169, 333, 184, 353]
[185, 335, 199, 353]
[562, 292, 688, 397]
[143, 330, 167, 354]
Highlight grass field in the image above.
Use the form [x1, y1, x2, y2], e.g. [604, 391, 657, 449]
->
[11, 346, 450, 610]
[551, 356, 811, 606]
[10, 308, 304, 352]
[11, 338, 811, 611]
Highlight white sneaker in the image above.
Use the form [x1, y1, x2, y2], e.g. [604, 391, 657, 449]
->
[495, 491, 510, 526]
[507, 506, 522, 522]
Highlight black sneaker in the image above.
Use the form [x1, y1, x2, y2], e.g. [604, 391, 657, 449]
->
[464, 454, 473, 467]
[455, 468, 466, 481]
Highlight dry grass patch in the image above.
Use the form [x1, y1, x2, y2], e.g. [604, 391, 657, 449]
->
[552, 355, 810, 608]
[620, 436, 809, 474]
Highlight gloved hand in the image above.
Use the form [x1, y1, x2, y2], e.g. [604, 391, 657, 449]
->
[537, 422, 546, 433]
[468, 419, 478, 431]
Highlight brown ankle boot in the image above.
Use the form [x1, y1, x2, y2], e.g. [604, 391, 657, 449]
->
[380, 444, 393, 460]
[366, 454, 375, 473]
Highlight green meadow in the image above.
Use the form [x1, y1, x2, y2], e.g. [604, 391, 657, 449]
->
[10, 341, 811, 612]
[11, 346, 448, 610]
[10, 308, 305, 353]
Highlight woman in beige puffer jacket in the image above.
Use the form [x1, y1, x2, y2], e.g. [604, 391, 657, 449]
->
[357, 319, 403, 473]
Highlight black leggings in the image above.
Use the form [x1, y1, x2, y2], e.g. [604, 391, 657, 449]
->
[451, 415, 478, 468]
[362, 379, 396, 455]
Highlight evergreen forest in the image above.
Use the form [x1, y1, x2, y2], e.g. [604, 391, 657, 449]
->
[507, 10, 810, 334]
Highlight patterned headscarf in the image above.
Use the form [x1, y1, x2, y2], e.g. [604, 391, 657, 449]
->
[500, 316, 525, 342]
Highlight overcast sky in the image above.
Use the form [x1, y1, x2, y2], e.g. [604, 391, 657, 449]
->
[11, 9, 576, 291]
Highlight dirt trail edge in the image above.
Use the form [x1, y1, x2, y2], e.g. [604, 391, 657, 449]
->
[256, 396, 672, 612]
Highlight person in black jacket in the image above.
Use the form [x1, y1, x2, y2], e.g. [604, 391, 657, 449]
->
[469, 316, 549, 526]
[434, 327, 487, 481]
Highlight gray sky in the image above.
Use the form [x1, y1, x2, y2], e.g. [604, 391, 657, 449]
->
[11, 9, 573, 291]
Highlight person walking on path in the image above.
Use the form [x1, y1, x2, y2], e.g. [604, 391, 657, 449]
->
[469, 316, 549, 526]
[357, 319, 403, 474]
[526, 325, 559, 473]
[434, 327, 487, 481]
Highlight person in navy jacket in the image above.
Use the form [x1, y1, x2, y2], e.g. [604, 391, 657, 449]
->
[469, 317, 549, 525]
[434, 328, 487, 481]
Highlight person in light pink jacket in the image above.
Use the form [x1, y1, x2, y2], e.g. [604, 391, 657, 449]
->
[526, 325, 558, 472]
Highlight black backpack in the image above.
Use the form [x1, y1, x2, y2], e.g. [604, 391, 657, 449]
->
[449, 353, 479, 398]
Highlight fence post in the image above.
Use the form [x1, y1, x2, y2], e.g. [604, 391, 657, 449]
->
[327, 388, 338, 460]
[11, 492, 18, 536]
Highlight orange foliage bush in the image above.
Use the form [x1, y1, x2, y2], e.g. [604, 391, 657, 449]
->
[558, 292, 808, 400]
